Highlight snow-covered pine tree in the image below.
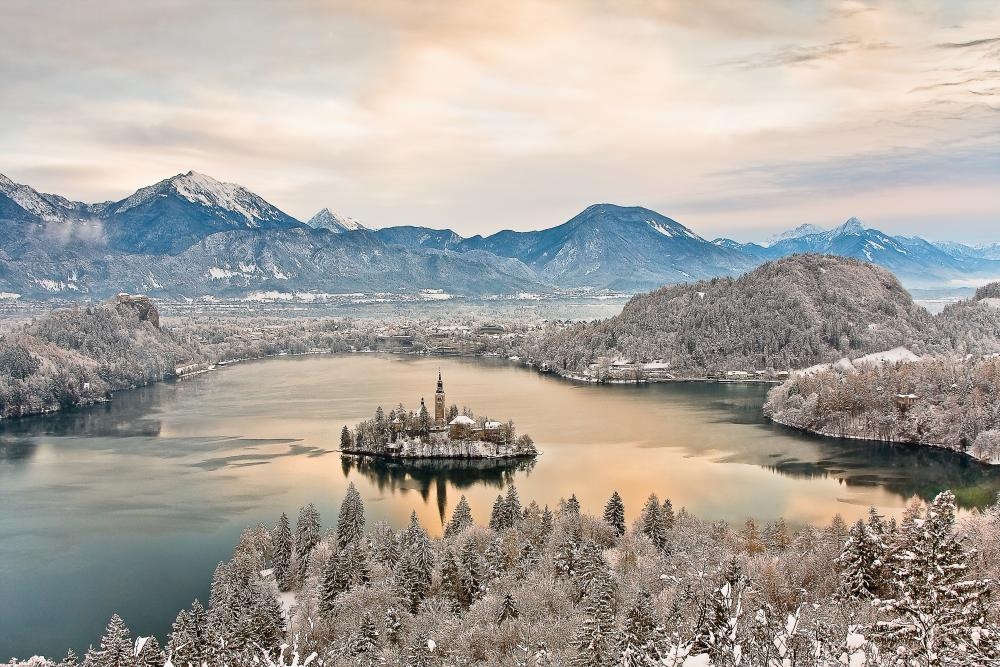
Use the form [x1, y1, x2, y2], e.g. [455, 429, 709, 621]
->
[496, 592, 519, 626]
[272, 512, 293, 592]
[445, 495, 473, 538]
[319, 549, 350, 617]
[564, 494, 581, 518]
[134, 635, 163, 667]
[166, 599, 211, 667]
[660, 498, 675, 530]
[490, 495, 506, 532]
[294, 503, 321, 584]
[640, 494, 666, 550]
[336, 482, 365, 548]
[877, 490, 992, 664]
[615, 591, 663, 667]
[383, 606, 402, 646]
[340, 425, 352, 450]
[541, 505, 554, 536]
[571, 572, 618, 667]
[504, 485, 522, 528]
[440, 548, 467, 610]
[84, 614, 133, 667]
[351, 612, 380, 657]
[603, 491, 626, 537]
[837, 518, 886, 600]
[58, 649, 78, 667]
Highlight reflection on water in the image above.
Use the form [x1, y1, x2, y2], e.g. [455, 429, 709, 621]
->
[342, 454, 536, 524]
[1, 354, 999, 660]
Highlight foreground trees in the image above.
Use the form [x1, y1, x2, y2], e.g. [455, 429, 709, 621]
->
[11, 487, 1000, 667]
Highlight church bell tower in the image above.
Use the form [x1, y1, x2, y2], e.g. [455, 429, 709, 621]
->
[434, 370, 445, 425]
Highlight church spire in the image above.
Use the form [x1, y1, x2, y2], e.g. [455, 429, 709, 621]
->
[436, 369, 444, 394]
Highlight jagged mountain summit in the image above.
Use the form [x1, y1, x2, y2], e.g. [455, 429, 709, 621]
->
[306, 208, 367, 233]
[766, 222, 825, 246]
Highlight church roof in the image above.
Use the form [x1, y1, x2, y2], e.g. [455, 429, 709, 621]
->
[449, 415, 475, 426]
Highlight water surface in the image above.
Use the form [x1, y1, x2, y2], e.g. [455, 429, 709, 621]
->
[2, 354, 998, 659]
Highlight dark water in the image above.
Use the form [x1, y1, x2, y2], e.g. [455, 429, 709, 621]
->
[2, 354, 999, 659]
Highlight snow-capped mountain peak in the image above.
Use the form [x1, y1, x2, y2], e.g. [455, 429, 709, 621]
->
[307, 208, 367, 233]
[834, 217, 866, 235]
[112, 171, 290, 227]
[766, 223, 826, 246]
[0, 172, 69, 222]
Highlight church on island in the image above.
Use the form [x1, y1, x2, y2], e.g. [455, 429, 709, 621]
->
[341, 372, 537, 460]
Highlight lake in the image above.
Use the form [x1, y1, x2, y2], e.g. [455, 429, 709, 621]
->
[2, 354, 999, 659]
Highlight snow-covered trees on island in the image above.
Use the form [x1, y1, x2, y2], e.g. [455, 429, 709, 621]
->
[765, 355, 1000, 463]
[341, 404, 538, 460]
[14, 486, 1000, 667]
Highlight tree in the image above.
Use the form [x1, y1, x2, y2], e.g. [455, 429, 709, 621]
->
[272, 512, 293, 592]
[603, 491, 626, 537]
[837, 519, 886, 600]
[84, 614, 134, 667]
[496, 593, 519, 626]
[294, 503, 321, 583]
[320, 549, 350, 616]
[571, 573, 618, 667]
[876, 491, 992, 664]
[565, 494, 581, 518]
[166, 599, 210, 667]
[445, 495, 473, 537]
[351, 612, 380, 657]
[616, 591, 662, 667]
[340, 425, 353, 450]
[640, 494, 666, 550]
[490, 495, 506, 532]
[134, 636, 163, 667]
[336, 482, 365, 548]
[504, 485, 522, 527]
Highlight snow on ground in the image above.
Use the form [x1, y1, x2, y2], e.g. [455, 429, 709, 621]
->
[853, 346, 920, 366]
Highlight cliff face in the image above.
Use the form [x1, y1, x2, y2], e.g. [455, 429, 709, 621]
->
[115, 293, 160, 328]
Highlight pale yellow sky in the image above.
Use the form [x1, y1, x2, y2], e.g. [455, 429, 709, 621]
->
[1, 0, 998, 241]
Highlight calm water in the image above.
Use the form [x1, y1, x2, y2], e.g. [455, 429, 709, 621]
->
[2, 354, 999, 659]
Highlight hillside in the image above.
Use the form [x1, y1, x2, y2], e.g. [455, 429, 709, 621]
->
[529, 254, 940, 375]
[0, 295, 198, 417]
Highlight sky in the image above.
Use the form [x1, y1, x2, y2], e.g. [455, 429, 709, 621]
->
[1, 0, 998, 242]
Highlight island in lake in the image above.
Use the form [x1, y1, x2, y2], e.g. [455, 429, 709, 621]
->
[340, 371, 538, 459]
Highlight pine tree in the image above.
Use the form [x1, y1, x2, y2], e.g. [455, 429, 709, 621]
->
[166, 599, 210, 667]
[496, 592, 519, 626]
[877, 491, 992, 664]
[837, 519, 886, 600]
[85, 614, 134, 667]
[616, 591, 662, 667]
[384, 607, 402, 645]
[571, 573, 618, 667]
[490, 494, 506, 531]
[504, 485, 522, 528]
[445, 495, 474, 537]
[272, 512, 293, 592]
[603, 491, 626, 537]
[340, 425, 353, 450]
[565, 494, 581, 518]
[397, 513, 433, 612]
[294, 503, 322, 583]
[58, 649, 79, 667]
[352, 612, 380, 656]
[134, 636, 164, 667]
[541, 505, 554, 536]
[440, 548, 467, 610]
[337, 482, 366, 548]
[640, 494, 666, 550]
[460, 539, 487, 603]
[319, 549, 346, 616]
[660, 498, 675, 530]
[405, 633, 434, 667]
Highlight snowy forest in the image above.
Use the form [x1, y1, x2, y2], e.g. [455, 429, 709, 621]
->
[765, 356, 1000, 463]
[525, 255, 1000, 376]
[8, 485, 999, 667]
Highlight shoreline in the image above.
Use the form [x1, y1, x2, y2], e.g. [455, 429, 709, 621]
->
[766, 413, 997, 466]
[339, 449, 538, 461]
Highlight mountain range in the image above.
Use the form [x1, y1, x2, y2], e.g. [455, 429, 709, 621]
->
[1, 170, 996, 299]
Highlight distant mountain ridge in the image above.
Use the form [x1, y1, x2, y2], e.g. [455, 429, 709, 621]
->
[0, 170, 998, 299]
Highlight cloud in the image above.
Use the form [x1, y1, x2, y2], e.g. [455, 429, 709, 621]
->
[0, 0, 998, 239]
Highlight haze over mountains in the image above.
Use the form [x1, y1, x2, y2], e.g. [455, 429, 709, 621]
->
[1, 170, 997, 300]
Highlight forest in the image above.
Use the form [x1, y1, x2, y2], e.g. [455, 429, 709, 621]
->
[764, 355, 1000, 463]
[524, 255, 1000, 377]
[9, 484, 1000, 667]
